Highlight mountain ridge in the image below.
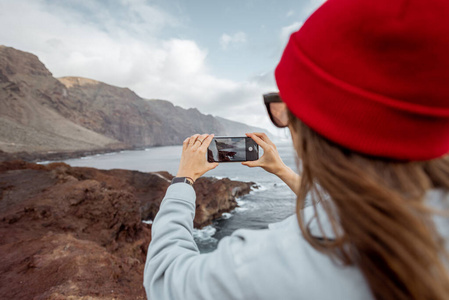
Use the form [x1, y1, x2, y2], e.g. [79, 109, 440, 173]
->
[0, 46, 122, 154]
[0, 46, 269, 156]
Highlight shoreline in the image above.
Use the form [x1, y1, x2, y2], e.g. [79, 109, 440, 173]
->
[0, 160, 255, 299]
[0, 143, 185, 163]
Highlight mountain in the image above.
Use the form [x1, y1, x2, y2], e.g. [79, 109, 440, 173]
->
[144, 100, 268, 140]
[0, 46, 269, 155]
[215, 116, 267, 136]
[0, 46, 121, 153]
[57, 77, 228, 147]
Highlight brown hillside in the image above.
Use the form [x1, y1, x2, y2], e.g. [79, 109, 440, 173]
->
[0, 160, 254, 299]
[0, 46, 269, 156]
[57, 77, 229, 147]
[0, 46, 122, 153]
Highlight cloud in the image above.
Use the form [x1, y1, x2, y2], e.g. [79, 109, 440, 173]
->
[286, 10, 295, 17]
[219, 32, 247, 50]
[302, 0, 327, 18]
[280, 22, 303, 48]
[0, 0, 277, 132]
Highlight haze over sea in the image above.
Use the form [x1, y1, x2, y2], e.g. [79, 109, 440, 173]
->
[59, 139, 298, 253]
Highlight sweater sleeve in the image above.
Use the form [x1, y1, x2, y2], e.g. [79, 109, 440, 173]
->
[143, 183, 248, 300]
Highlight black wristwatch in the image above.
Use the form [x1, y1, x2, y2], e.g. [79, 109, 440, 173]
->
[171, 177, 194, 186]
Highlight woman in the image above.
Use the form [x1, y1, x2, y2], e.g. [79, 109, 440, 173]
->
[144, 0, 449, 299]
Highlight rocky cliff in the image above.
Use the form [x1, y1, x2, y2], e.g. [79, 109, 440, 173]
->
[0, 46, 122, 154]
[0, 46, 269, 156]
[57, 77, 228, 147]
[0, 160, 254, 299]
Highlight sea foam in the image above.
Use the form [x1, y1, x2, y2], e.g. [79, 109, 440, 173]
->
[220, 212, 233, 220]
[193, 225, 217, 241]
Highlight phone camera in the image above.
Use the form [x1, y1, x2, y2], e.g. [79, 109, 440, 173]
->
[248, 146, 253, 152]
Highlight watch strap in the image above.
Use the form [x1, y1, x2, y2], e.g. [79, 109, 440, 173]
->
[171, 177, 194, 186]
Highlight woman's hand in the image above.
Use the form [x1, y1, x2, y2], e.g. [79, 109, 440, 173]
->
[242, 132, 301, 195]
[176, 134, 219, 182]
[241, 132, 287, 176]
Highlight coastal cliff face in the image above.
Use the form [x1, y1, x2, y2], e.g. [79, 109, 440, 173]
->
[0, 161, 254, 299]
[0, 46, 122, 154]
[0, 46, 269, 156]
[55, 77, 162, 148]
[57, 77, 227, 147]
[0, 46, 259, 298]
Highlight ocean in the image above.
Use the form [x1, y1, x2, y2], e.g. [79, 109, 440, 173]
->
[60, 140, 298, 253]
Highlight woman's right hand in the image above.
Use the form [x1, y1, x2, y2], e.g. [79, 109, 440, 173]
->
[241, 132, 287, 176]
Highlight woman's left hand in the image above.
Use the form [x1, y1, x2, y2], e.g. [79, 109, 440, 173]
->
[176, 134, 219, 182]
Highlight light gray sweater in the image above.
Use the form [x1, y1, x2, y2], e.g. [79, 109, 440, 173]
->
[143, 183, 449, 300]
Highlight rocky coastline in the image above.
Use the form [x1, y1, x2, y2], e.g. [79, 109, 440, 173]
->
[0, 148, 131, 164]
[0, 46, 270, 155]
[0, 160, 255, 299]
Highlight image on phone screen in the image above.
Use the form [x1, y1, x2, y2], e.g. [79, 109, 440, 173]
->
[207, 137, 258, 162]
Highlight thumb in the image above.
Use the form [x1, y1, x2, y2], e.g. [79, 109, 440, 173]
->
[242, 161, 258, 168]
[209, 162, 219, 170]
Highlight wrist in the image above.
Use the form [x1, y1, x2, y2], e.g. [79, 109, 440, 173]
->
[171, 176, 194, 185]
[176, 172, 198, 182]
[274, 163, 288, 176]
[276, 164, 294, 180]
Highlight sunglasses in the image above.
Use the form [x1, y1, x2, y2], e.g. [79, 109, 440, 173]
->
[263, 92, 289, 128]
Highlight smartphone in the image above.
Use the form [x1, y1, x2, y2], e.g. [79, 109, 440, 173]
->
[207, 136, 259, 163]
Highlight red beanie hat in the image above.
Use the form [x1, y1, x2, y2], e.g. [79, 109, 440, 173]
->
[275, 0, 449, 160]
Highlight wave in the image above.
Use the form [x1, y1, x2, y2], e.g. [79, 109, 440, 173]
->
[250, 182, 288, 194]
[215, 176, 240, 181]
[220, 212, 233, 220]
[235, 206, 249, 212]
[193, 225, 217, 241]
[103, 152, 117, 156]
[236, 198, 247, 206]
[252, 184, 268, 192]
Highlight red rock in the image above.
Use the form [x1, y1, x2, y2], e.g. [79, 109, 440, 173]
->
[0, 161, 254, 299]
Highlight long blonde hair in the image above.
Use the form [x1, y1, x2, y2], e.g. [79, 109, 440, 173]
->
[288, 110, 449, 300]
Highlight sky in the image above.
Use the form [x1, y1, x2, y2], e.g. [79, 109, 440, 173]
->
[0, 0, 325, 135]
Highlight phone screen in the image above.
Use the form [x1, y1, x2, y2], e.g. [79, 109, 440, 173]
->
[207, 137, 258, 162]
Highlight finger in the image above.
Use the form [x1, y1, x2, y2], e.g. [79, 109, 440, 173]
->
[182, 137, 189, 151]
[245, 133, 270, 151]
[187, 134, 200, 148]
[251, 132, 276, 147]
[193, 133, 209, 150]
[208, 162, 219, 170]
[200, 134, 215, 151]
[241, 161, 259, 168]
